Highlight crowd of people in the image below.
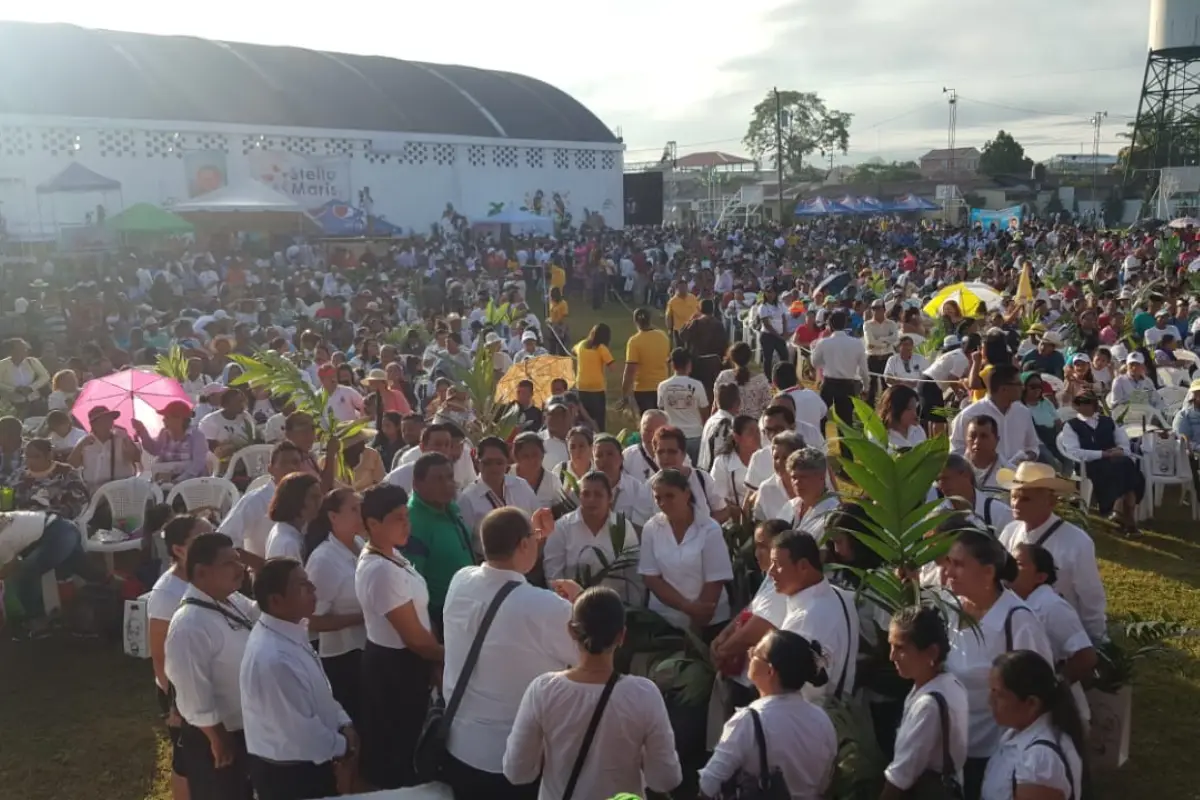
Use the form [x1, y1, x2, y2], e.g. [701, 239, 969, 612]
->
[1, 211, 1198, 800]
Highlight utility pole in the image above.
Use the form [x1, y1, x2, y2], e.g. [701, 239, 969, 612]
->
[943, 88, 957, 175]
[774, 87, 785, 222]
[1090, 111, 1108, 214]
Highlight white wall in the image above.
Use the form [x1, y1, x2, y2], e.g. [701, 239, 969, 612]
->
[0, 115, 624, 237]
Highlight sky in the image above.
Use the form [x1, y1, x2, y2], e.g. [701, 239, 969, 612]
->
[3, 1, 1156, 166]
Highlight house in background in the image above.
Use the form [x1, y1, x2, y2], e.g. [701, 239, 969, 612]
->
[919, 147, 981, 178]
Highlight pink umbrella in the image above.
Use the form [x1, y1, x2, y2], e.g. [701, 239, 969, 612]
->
[72, 369, 194, 438]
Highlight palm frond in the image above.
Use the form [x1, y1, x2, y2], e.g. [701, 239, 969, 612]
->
[154, 345, 190, 383]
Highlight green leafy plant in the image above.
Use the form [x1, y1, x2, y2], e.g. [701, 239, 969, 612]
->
[446, 343, 520, 442]
[621, 608, 716, 709]
[573, 514, 640, 589]
[915, 317, 950, 360]
[229, 352, 366, 482]
[1093, 616, 1199, 693]
[154, 345, 190, 383]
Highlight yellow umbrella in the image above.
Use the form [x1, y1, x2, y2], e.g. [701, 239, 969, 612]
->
[923, 283, 985, 318]
[494, 355, 576, 407]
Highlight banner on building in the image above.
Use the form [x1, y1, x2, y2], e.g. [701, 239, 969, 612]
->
[970, 205, 1022, 230]
[248, 151, 351, 207]
[183, 151, 228, 198]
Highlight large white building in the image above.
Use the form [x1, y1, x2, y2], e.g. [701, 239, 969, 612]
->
[0, 22, 625, 241]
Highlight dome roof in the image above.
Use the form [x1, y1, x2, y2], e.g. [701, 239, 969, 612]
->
[0, 22, 618, 144]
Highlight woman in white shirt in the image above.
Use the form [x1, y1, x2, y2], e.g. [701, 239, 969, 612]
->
[304, 488, 366, 724]
[639, 468, 735, 637]
[653, 425, 729, 523]
[944, 528, 1054, 798]
[883, 335, 930, 390]
[459, 436, 540, 538]
[264, 472, 321, 561]
[710, 415, 761, 519]
[354, 483, 444, 790]
[700, 629, 837, 799]
[882, 606, 970, 799]
[147, 514, 211, 800]
[878, 385, 927, 451]
[545, 472, 641, 603]
[1008, 544, 1097, 730]
[981, 650, 1085, 800]
[504, 587, 682, 799]
[512, 432, 567, 511]
[550, 426, 595, 498]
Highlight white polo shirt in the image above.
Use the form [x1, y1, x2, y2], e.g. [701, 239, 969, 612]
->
[638, 512, 734, 629]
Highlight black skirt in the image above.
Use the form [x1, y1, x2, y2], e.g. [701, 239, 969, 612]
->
[1085, 455, 1146, 513]
[321, 649, 362, 727]
[358, 641, 433, 790]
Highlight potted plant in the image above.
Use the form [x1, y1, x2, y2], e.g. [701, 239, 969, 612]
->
[1088, 617, 1197, 771]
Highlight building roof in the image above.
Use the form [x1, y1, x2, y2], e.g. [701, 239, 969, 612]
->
[919, 147, 982, 160]
[675, 151, 755, 169]
[0, 22, 617, 144]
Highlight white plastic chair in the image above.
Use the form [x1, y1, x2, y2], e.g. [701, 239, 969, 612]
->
[1056, 430, 1095, 510]
[77, 477, 164, 569]
[222, 444, 274, 481]
[1157, 366, 1192, 388]
[1112, 403, 1169, 438]
[1056, 405, 1079, 424]
[1139, 431, 1198, 521]
[166, 477, 241, 518]
[1159, 386, 1189, 419]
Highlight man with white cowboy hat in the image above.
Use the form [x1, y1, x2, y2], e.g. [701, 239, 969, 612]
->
[483, 331, 513, 376]
[1020, 329, 1065, 379]
[997, 461, 1108, 641]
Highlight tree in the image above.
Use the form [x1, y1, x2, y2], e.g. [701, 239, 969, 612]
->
[744, 90, 852, 177]
[979, 130, 1034, 176]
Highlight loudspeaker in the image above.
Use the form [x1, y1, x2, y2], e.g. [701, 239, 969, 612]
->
[623, 172, 664, 226]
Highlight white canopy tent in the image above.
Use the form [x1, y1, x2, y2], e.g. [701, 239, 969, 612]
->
[171, 180, 321, 234]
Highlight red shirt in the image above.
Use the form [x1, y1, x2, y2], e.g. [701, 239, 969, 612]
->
[793, 323, 820, 347]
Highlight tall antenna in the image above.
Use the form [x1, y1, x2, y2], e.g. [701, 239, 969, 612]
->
[943, 87, 958, 175]
[1090, 111, 1108, 210]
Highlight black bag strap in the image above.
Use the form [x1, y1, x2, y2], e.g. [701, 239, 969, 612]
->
[695, 469, 710, 504]
[182, 597, 253, 631]
[443, 580, 521, 724]
[748, 707, 772, 790]
[929, 691, 955, 780]
[1012, 739, 1076, 800]
[1035, 519, 1066, 547]
[832, 588, 853, 699]
[982, 497, 994, 530]
[563, 671, 620, 800]
[1004, 605, 1033, 652]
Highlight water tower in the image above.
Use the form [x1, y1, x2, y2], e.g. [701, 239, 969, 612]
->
[1126, 0, 1200, 181]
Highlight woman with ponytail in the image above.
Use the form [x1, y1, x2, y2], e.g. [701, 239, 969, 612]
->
[699, 629, 838, 799]
[944, 529, 1054, 799]
[503, 587, 682, 799]
[714, 342, 772, 419]
[981, 650, 1085, 800]
[710, 414, 761, 519]
[304, 488, 366, 723]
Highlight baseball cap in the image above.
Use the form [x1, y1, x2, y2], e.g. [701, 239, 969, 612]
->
[546, 395, 569, 412]
[521, 331, 538, 342]
[1126, 352, 1145, 365]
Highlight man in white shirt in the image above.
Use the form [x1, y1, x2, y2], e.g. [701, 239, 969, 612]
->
[811, 309, 868, 429]
[997, 463, 1108, 641]
[67, 406, 141, 491]
[219, 441, 307, 568]
[698, 383, 738, 472]
[316, 364, 364, 424]
[774, 362, 829, 435]
[242, 558, 356, 800]
[768, 530, 859, 702]
[1108, 352, 1163, 410]
[539, 400, 572, 472]
[756, 285, 788, 379]
[936, 454, 1013, 536]
[624, 410, 671, 481]
[199, 389, 258, 458]
[657, 348, 710, 463]
[385, 423, 453, 492]
[441, 507, 579, 799]
[165, 532, 259, 800]
[863, 298, 899, 405]
[950, 364, 1041, 465]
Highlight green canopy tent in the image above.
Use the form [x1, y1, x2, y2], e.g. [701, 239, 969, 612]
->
[104, 203, 194, 235]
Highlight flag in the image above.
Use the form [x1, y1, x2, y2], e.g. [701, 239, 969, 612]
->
[1016, 259, 1034, 304]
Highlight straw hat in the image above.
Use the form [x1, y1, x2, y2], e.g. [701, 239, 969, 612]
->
[365, 368, 388, 384]
[996, 462, 1075, 494]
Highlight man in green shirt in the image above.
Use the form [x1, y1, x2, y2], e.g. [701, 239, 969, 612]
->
[404, 452, 477, 635]
[1132, 296, 1161, 342]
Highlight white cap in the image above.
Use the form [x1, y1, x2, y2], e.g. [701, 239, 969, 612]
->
[1126, 352, 1145, 365]
[522, 330, 538, 342]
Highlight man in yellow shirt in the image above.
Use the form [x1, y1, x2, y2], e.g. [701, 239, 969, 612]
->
[665, 280, 700, 347]
[622, 307, 672, 414]
[549, 262, 566, 292]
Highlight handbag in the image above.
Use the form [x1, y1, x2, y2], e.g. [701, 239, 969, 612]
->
[906, 692, 964, 800]
[719, 708, 791, 799]
[562, 671, 621, 800]
[413, 579, 520, 781]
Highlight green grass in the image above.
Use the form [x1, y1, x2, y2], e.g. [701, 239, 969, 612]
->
[4, 300, 1200, 799]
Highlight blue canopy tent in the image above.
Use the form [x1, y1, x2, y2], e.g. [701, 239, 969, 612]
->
[794, 196, 854, 216]
[835, 195, 868, 213]
[892, 193, 940, 211]
[858, 196, 890, 213]
[310, 200, 402, 237]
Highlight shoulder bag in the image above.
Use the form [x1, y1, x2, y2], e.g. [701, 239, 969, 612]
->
[562, 671, 621, 800]
[719, 707, 791, 799]
[413, 579, 520, 781]
[906, 692, 964, 799]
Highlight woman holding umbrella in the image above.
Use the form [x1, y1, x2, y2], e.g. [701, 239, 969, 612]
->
[131, 400, 209, 484]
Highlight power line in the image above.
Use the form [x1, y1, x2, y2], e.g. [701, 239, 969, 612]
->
[957, 95, 1135, 120]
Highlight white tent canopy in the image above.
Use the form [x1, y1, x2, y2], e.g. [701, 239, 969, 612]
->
[172, 179, 307, 213]
[471, 207, 554, 235]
